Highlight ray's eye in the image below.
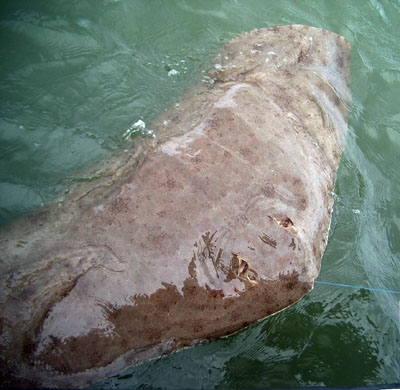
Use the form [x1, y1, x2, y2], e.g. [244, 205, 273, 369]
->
[280, 217, 293, 228]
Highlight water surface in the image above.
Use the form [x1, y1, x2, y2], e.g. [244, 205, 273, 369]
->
[1, 0, 399, 388]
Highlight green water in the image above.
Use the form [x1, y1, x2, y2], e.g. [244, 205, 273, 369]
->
[1, 0, 399, 388]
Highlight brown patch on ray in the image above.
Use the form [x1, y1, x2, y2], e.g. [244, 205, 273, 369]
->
[35, 269, 311, 375]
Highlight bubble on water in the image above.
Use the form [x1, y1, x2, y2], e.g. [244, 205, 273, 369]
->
[123, 119, 148, 140]
[330, 191, 340, 201]
[202, 75, 215, 85]
[168, 69, 180, 76]
[145, 129, 155, 138]
[77, 18, 91, 28]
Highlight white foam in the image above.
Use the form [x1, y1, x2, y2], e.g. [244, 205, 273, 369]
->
[168, 69, 180, 76]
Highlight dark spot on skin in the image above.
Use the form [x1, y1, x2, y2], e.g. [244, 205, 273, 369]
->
[110, 197, 130, 214]
[297, 49, 307, 63]
[261, 183, 274, 197]
[22, 336, 36, 358]
[191, 156, 201, 164]
[239, 147, 253, 159]
[27, 210, 49, 226]
[166, 178, 176, 189]
[336, 53, 344, 69]
[286, 282, 294, 291]
[298, 198, 307, 210]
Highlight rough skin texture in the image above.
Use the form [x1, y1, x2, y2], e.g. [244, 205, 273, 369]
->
[0, 25, 350, 388]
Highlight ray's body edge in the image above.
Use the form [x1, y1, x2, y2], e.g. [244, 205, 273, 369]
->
[0, 25, 350, 388]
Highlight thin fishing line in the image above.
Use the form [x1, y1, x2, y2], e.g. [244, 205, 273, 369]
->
[314, 280, 400, 295]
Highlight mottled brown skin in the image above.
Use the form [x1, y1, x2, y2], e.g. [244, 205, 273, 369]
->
[35, 272, 310, 375]
[0, 25, 350, 388]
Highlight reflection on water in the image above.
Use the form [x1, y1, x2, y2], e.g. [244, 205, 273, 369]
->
[1, 0, 399, 388]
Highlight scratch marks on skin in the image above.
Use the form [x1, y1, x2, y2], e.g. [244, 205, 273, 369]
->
[86, 243, 126, 265]
[159, 82, 264, 177]
[231, 253, 259, 284]
[209, 82, 264, 175]
[185, 150, 201, 159]
[259, 233, 277, 249]
[259, 216, 299, 251]
[193, 231, 224, 279]
[192, 231, 259, 287]
[208, 138, 265, 177]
